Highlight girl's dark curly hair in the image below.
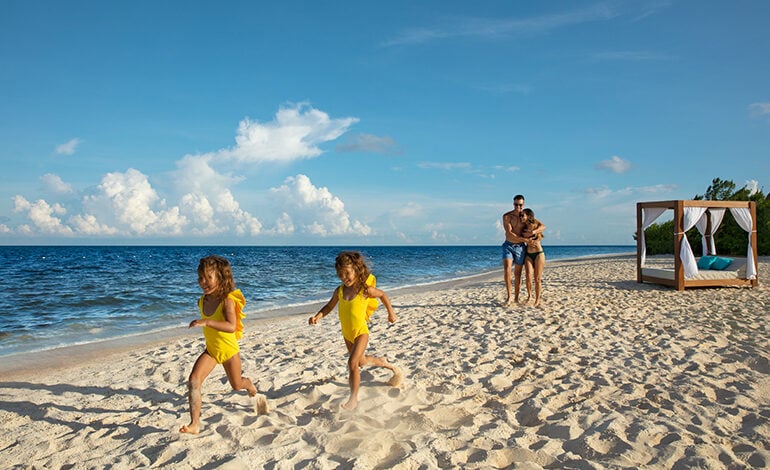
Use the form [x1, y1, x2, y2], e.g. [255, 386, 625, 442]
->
[198, 255, 235, 298]
[335, 251, 371, 293]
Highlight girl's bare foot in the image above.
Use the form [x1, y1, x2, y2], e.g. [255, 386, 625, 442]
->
[341, 397, 358, 410]
[388, 367, 403, 387]
[246, 379, 257, 398]
[179, 423, 200, 434]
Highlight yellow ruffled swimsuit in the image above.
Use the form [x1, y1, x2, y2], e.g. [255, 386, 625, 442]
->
[200, 289, 246, 364]
[338, 274, 379, 343]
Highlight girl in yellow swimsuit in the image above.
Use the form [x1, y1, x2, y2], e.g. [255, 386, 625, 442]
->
[180, 255, 268, 434]
[309, 251, 402, 410]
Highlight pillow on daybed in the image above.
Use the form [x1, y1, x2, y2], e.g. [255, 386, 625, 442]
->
[711, 257, 733, 270]
[697, 256, 717, 270]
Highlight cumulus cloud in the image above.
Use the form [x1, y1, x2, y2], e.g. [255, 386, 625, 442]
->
[216, 103, 359, 164]
[8, 104, 360, 240]
[81, 168, 187, 235]
[13, 196, 73, 235]
[55, 138, 82, 155]
[41, 173, 74, 194]
[269, 174, 371, 236]
[595, 156, 632, 174]
[336, 133, 401, 154]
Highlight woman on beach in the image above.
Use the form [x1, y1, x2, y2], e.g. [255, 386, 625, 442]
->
[521, 209, 546, 307]
[180, 255, 268, 434]
[309, 251, 402, 410]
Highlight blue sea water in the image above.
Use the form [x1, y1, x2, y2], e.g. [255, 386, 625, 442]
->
[0, 245, 633, 357]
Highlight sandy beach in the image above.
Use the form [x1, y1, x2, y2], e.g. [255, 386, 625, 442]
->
[1, 254, 768, 469]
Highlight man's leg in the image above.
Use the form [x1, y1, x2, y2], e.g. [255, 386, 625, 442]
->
[503, 258, 513, 306]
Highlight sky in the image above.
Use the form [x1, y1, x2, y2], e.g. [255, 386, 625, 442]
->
[1, 1, 768, 246]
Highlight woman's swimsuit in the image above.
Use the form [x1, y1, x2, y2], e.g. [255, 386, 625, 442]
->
[526, 251, 544, 261]
[338, 274, 379, 344]
[199, 289, 246, 364]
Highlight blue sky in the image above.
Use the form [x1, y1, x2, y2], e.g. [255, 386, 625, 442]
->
[1, 1, 768, 245]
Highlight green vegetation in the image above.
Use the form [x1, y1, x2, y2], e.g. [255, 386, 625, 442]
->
[638, 178, 769, 256]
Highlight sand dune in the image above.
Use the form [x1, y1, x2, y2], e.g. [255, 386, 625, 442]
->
[1, 255, 768, 468]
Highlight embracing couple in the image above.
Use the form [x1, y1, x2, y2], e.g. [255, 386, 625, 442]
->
[501, 194, 546, 307]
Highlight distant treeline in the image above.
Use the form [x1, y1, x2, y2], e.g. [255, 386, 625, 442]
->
[637, 178, 769, 256]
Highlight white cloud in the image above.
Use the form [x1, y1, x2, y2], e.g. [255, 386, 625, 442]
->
[41, 173, 75, 194]
[269, 174, 371, 236]
[749, 102, 770, 117]
[382, 4, 617, 46]
[13, 196, 73, 235]
[336, 133, 401, 154]
[595, 155, 632, 174]
[592, 50, 675, 61]
[69, 214, 119, 235]
[584, 183, 677, 199]
[8, 105, 361, 240]
[82, 168, 187, 236]
[745, 179, 760, 196]
[216, 103, 359, 164]
[55, 138, 82, 155]
[418, 161, 472, 170]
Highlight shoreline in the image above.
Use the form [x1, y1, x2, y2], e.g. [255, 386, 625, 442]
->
[1, 254, 767, 468]
[0, 252, 636, 376]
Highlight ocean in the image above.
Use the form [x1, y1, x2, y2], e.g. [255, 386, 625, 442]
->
[0, 245, 634, 357]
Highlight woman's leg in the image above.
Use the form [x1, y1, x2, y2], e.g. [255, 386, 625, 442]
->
[524, 257, 534, 303]
[533, 254, 545, 307]
[180, 351, 217, 434]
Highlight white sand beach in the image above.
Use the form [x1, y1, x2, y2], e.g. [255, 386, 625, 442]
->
[1, 255, 768, 469]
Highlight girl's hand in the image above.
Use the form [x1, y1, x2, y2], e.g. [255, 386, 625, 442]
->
[188, 319, 207, 328]
[388, 310, 397, 323]
[308, 313, 321, 325]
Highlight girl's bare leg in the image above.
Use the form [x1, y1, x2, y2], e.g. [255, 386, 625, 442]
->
[222, 353, 257, 396]
[222, 352, 268, 414]
[180, 352, 217, 434]
[359, 354, 402, 387]
[343, 335, 369, 410]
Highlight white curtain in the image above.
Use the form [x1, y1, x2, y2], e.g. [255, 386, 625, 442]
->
[681, 207, 707, 279]
[694, 209, 726, 256]
[729, 207, 757, 280]
[640, 207, 667, 266]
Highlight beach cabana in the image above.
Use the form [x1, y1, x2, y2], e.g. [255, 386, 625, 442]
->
[636, 200, 758, 290]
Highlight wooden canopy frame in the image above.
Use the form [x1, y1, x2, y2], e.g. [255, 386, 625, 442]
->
[636, 200, 758, 290]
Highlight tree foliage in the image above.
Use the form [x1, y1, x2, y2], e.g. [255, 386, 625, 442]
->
[638, 178, 769, 256]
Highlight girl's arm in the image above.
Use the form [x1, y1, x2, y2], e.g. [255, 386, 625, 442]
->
[531, 220, 546, 236]
[367, 286, 397, 323]
[309, 289, 340, 325]
[188, 297, 238, 332]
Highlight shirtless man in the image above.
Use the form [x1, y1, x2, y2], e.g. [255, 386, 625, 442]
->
[501, 195, 544, 306]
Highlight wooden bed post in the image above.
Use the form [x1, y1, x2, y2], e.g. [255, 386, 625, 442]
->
[674, 200, 685, 291]
[636, 202, 643, 283]
[750, 201, 759, 287]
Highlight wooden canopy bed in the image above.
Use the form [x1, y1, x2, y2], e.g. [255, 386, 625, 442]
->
[636, 200, 758, 290]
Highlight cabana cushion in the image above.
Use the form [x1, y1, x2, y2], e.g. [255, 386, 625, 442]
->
[711, 257, 733, 270]
[697, 256, 717, 270]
